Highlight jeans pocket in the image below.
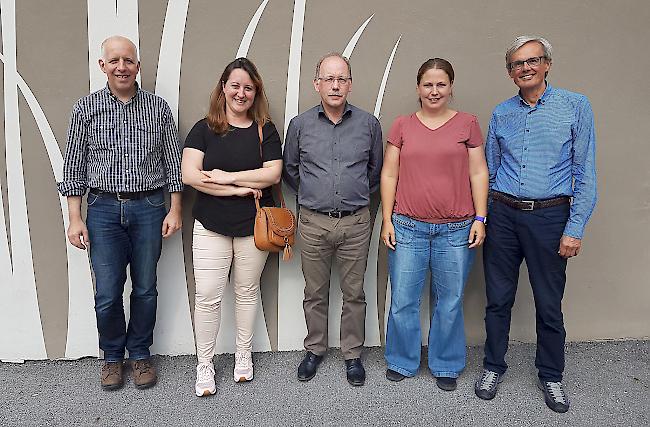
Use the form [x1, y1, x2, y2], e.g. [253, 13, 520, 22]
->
[87, 192, 99, 206]
[145, 191, 165, 207]
[392, 213, 414, 245]
[447, 218, 473, 247]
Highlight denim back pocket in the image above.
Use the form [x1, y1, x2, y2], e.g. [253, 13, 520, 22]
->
[392, 213, 415, 245]
[446, 218, 473, 247]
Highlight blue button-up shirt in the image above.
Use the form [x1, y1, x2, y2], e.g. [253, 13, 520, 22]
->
[485, 83, 597, 239]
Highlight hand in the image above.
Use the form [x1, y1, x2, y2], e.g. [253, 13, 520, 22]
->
[468, 221, 486, 248]
[558, 235, 582, 258]
[381, 220, 396, 250]
[235, 187, 262, 199]
[162, 208, 182, 238]
[200, 169, 235, 185]
[67, 217, 89, 250]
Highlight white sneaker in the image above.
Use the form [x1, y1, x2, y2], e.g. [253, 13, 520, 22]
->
[195, 362, 216, 397]
[234, 351, 253, 382]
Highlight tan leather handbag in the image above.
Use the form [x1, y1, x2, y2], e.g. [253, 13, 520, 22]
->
[253, 124, 296, 260]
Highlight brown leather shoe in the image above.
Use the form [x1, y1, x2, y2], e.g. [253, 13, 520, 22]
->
[132, 358, 157, 389]
[101, 361, 124, 391]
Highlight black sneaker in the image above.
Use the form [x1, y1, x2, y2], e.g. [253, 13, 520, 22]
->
[538, 379, 570, 413]
[474, 369, 503, 400]
[386, 369, 406, 382]
[436, 376, 457, 391]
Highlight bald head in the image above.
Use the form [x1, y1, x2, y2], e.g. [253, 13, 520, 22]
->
[100, 35, 139, 61]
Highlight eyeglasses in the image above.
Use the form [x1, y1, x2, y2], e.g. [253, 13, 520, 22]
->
[317, 76, 351, 85]
[507, 56, 547, 72]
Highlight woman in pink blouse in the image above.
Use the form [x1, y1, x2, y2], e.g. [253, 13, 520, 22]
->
[380, 58, 489, 390]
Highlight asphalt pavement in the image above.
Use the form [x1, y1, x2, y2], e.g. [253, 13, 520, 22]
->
[1, 340, 648, 426]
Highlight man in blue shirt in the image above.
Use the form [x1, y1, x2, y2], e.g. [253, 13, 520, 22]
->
[474, 36, 597, 413]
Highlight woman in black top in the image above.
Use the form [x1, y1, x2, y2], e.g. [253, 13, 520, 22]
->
[181, 58, 282, 396]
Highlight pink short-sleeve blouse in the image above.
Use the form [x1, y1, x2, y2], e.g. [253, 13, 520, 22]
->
[387, 111, 484, 223]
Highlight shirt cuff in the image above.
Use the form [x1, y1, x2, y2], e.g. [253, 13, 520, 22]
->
[167, 182, 184, 193]
[563, 221, 585, 240]
[57, 181, 87, 197]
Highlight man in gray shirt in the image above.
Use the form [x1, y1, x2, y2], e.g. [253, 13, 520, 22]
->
[283, 52, 383, 386]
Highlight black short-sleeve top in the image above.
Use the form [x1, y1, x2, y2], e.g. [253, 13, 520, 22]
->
[184, 119, 282, 237]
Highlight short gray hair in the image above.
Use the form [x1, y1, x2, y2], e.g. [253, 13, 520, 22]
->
[505, 35, 553, 66]
[314, 52, 352, 80]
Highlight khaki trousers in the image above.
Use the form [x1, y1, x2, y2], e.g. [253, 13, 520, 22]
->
[192, 220, 268, 363]
[299, 207, 372, 359]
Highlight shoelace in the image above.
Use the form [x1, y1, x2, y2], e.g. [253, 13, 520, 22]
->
[134, 361, 152, 374]
[235, 352, 251, 367]
[197, 364, 214, 383]
[544, 381, 567, 404]
[102, 363, 120, 379]
[478, 370, 498, 390]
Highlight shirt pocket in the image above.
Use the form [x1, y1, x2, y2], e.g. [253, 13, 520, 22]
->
[89, 122, 116, 150]
[136, 121, 163, 154]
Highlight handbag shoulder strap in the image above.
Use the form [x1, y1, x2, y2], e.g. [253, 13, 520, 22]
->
[258, 123, 286, 208]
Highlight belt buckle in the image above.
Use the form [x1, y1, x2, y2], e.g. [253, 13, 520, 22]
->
[521, 200, 535, 211]
[116, 192, 129, 201]
[328, 211, 341, 218]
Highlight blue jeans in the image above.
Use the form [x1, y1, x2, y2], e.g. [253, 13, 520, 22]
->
[385, 214, 475, 378]
[86, 189, 166, 362]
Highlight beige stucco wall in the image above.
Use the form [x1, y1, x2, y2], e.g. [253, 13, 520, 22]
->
[0, 0, 648, 360]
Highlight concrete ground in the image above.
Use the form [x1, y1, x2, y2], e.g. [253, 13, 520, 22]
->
[0, 340, 648, 427]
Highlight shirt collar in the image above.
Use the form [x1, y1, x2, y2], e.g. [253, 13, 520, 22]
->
[518, 81, 553, 106]
[317, 102, 352, 119]
[104, 81, 140, 103]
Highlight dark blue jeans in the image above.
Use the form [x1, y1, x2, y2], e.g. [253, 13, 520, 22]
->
[86, 189, 166, 362]
[483, 200, 569, 382]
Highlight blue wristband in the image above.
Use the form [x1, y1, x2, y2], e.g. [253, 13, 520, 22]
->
[474, 216, 487, 224]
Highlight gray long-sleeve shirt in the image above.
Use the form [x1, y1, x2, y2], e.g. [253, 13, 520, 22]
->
[282, 103, 383, 212]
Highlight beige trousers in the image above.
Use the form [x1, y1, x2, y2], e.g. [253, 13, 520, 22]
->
[192, 220, 268, 363]
[299, 207, 372, 360]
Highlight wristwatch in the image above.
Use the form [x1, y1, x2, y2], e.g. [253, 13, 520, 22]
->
[474, 215, 487, 224]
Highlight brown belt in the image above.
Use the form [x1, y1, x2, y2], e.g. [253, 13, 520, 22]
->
[491, 191, 570, 211]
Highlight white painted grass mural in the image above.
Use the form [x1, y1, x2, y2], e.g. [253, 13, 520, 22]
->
[0, 0, 402, 360]
[0, 0, 47, 362]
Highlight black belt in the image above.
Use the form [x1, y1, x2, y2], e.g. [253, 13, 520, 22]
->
[314, 209, 358, 219]
[491, 191, 570, 211]
[89, 188, 161, 201]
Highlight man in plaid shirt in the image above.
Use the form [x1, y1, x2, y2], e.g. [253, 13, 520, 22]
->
[58, 35, 183, 391]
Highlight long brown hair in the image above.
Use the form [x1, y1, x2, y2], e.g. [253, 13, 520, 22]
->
[206, 58, 271, 134]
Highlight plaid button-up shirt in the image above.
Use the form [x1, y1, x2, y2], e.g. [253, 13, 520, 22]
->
[57, 84, 183, 196]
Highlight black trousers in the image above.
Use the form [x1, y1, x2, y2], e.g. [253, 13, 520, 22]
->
[482, 200, 570, 382]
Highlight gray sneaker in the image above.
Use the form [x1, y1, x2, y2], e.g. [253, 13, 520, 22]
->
[474, 369, 503, 400]
[538, 379, 570, 413]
